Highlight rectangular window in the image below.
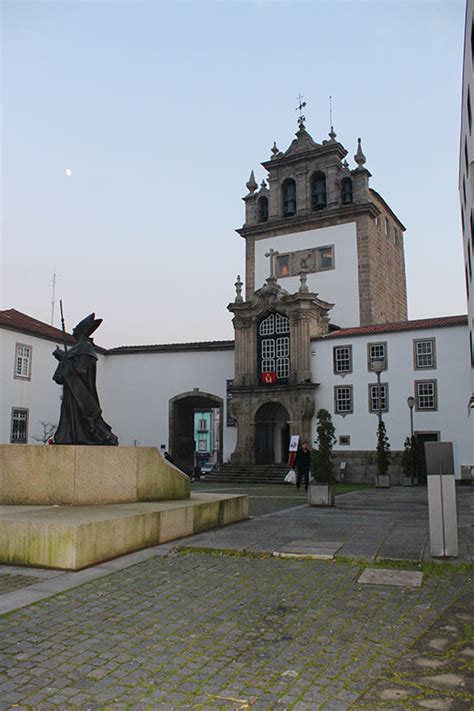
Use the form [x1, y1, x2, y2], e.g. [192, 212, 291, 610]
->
[414, 339, 436, 369]
[415, 380, 438, 411]
[368, 342, 387, 371]
[11, 408, 29, 443]
[468, 85, 472, 134]
[339, 435, 351, 446]
[334, 385, 353, 415]
[333, 345, 352, 374]
[276, 358, 290, 378]
[261, 358, 275, 373]
[369, 383, 388, 413]
[318, 246, 334, 270]
[14, 343, 32, 380]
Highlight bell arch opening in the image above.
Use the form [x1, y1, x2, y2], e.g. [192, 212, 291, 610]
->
[169, 391, 223, 475]
[255, 402, 290, 465]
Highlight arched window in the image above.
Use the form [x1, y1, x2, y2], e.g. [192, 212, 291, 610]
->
[282, 179, 297, 217]
[311, 172, 327, 211]
[257, 312, 290, 383]
[341, 177, 353, 205]
[258, 196, 268, 223]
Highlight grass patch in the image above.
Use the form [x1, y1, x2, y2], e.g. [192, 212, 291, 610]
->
[334, 483, 372, 495]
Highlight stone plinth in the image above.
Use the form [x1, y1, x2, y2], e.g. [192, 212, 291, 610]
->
[0, 493, 249, 570]
[0, 445, 189, 505]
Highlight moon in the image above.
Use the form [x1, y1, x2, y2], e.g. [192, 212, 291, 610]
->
[65, 168, 72, 177]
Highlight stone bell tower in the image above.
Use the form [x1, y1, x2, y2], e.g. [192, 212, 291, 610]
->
[227, 256, 333, 465]
[238, 116, 407, 328]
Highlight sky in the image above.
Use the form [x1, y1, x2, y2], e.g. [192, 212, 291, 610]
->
[1, 0, 467, 348]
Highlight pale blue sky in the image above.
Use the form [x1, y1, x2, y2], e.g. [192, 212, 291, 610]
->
[1, 0, 467, 347]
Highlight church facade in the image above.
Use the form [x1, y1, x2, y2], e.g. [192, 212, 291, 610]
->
[1, 120, 473, 481]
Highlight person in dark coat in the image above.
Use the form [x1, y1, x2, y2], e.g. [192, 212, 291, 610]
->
[295, 439, 311, 490]
[52, 313, 118, 445]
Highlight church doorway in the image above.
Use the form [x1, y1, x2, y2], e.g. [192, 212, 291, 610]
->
[255, 402, 290, 464]
[169, 391, 223, 475]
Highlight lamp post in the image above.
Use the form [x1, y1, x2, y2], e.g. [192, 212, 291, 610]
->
[407, 395, 416, 484]
[373, 358, 387, 487]
[407, 396, 415, 438]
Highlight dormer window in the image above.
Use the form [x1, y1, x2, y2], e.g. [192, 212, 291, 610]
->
[258, 196, 268, 222]
[311, 172, 326, 211]
[282, 178, 297, 217]
[341, 177, 353, 205]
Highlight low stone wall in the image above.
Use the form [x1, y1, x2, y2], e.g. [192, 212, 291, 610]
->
[331, 450, 404, 485]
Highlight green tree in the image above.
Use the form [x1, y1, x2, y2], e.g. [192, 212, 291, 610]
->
[376, 420, 391, 477]
[401, 435, 418, 482]
[312, 408, 337, 484]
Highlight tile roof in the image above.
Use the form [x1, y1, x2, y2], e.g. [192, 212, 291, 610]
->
[313, 314, 468, 341]
[107, 340, 235, 355]
[0, 309, 75, 345]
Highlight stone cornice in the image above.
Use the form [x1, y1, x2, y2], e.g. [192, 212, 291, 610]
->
[261, 141, 348, 171]
[236, 202, 380, 240]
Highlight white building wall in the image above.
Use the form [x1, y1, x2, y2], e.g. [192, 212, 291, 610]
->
[254, 223, 359, 327]
[312, 324, 472, 477]
[100, 349, 237, 460]
[459, 0, 474, 466]
[0, 329, 63, 443]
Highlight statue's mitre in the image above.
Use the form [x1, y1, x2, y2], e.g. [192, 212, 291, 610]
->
[73, 313, 103, 337]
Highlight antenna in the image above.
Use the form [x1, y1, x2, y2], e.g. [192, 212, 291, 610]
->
[50, 271, 58, 325]
[329, 95, 333, 131]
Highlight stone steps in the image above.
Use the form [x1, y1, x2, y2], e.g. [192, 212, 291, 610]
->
[205, 464, 290, 484]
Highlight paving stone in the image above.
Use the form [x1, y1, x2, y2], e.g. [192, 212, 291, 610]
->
[357, 567, 424, 587]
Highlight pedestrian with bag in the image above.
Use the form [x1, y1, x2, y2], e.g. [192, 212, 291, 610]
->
[295, 439, 311, 491]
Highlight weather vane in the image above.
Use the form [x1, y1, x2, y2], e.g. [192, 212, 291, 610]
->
[296, 93, 306, 128]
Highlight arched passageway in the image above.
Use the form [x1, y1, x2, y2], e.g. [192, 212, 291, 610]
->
[169, 391, 223, 475]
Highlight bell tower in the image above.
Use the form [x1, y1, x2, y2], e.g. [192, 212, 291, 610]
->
[238, 119, 408, 328]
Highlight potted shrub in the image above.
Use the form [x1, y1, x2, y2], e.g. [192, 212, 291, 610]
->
[375, 420, 391, 488]
[309, 408, 336, 506]
[401, 435, 418, 486]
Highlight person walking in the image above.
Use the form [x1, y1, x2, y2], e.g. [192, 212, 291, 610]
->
[295, 439, 311, 491]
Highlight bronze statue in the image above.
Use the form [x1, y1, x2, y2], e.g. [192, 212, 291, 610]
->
[52, 312, 118, 445]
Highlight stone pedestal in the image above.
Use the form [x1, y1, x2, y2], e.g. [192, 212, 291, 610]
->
[0, 445, 189, 505]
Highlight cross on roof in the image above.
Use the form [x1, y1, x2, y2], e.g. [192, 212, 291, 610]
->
[265, 248, 280, 280]
[296, 94, 307, 127]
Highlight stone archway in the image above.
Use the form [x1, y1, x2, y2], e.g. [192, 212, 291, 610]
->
[169, 390, 223, 475]
[255, 402, 290, 465]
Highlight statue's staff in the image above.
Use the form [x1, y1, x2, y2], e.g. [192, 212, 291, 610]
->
[59, 299, 68, 353]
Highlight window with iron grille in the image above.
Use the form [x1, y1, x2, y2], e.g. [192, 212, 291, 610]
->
[15, 343, 32, 379]
[415, 380, 438, 411]
[334, 386, 353, 415]
[11, 408, 28, 443]
[257, 313, 290, 383]
[333, 345, 352, 374]
[369, 383, 388, 413]
[368, 342, 387, 371]
[414, 339, 436, 369]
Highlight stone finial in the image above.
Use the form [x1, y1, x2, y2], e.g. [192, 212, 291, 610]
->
[343, 159, 349, 169]
[246, 170, 258, 194]
[271, 141, 280, 159]
[234, 275, 243, 303]
[260, 179, 267, 190]
[298, 258, 309, 293]
[329, 126, 337, 141]
[354, 137, 367, 169]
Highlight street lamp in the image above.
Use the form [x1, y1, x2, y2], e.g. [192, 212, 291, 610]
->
[372, 358, 388, 487]
[407, 395, 416, 485]
[407, 396, 415, 438]
[373, 358, 384, 427]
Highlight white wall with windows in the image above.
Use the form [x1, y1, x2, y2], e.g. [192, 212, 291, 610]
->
[311, 322, 472, 476]
[0, 329, 63, 444]
[254, 223, 359, 327]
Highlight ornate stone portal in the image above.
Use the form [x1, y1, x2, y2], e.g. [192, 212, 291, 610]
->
[228, 266, 332, 465]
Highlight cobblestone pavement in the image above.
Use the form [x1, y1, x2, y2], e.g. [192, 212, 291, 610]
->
[0, 551, 472, 710]
[0, 486, 473, 710]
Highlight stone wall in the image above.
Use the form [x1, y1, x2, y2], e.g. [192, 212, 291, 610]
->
[331, 450, 405, 485]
